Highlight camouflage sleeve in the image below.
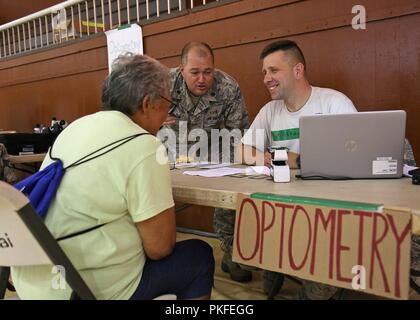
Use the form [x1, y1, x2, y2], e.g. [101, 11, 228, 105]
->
[0, 143, 17, 184]
[404, 138, 417, 166]
[411, 234, 420, 292]
[223, 86, 250, 131]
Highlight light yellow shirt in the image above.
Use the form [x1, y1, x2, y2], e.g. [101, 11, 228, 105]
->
[11, 111, 174, 299]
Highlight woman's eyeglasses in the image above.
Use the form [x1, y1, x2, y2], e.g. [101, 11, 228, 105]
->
[159, 95, 177, 115]
[159, 95, 173, 105]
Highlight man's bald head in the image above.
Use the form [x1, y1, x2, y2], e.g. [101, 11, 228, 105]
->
[181, 41, 214, 65]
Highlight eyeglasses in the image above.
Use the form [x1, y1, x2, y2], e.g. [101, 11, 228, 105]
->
[159, 94, 173, 105]
[159, 95, 177, 115]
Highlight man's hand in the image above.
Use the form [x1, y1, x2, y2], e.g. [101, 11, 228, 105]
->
[264, 151, 272, 167]
[162, 115, 177, 126]
[287, 151, 300, 169]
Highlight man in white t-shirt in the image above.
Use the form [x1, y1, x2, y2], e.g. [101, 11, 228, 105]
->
[240, 40, 357, 299]
[241, 40, 357, 169]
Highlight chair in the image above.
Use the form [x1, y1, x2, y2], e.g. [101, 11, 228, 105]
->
[0, 181, 95, 300]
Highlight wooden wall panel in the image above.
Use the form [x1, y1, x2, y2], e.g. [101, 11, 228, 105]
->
[0, 0, 62, 25]
[1, 0, 419, 232]
[0, 36, 108, 130]
[0, 70, 106, 130]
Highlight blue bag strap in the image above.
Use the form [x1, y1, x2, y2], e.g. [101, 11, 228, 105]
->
[42, 132, 152, 239]
[49, 133, 151, 169]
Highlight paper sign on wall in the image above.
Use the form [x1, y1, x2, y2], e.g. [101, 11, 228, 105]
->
[105, 24, 143, 73]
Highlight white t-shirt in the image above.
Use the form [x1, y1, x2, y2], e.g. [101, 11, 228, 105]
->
[242, 86, 357, 153]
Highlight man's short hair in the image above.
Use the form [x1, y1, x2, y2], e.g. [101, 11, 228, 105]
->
[260, 40, 306, 68]
[181, 41, 214, 65]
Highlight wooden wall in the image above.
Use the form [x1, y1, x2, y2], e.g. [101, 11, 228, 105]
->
[0, 0, 62, 25]
[1, 0, 419, 231]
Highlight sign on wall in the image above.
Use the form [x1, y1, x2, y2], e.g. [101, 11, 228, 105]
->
[232, 193, 412, 299]
[105, 24, 143, 73]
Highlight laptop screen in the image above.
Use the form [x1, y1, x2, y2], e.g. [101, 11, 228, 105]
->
[299, 110, 406, 179]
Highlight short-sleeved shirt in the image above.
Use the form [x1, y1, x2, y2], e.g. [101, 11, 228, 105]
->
[242, 86, 357, 153]
[11, 111, 174, 300]
[160, 68, 249, 162]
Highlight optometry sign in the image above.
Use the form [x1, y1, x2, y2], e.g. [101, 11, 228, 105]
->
[232, 193, 412, 299]
[105, 24, 143, 73]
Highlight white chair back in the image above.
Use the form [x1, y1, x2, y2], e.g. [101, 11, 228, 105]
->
[0, 183, 51, 266]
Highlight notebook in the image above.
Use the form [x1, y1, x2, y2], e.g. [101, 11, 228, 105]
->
[299, 110, 406, 179]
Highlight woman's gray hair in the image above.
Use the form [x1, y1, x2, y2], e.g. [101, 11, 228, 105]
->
[101, 54, 170, 116]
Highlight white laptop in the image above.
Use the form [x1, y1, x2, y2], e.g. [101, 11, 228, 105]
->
[299, 110, 406, 179]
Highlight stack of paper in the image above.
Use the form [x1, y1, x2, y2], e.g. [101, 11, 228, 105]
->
[183, 166, 271, 178]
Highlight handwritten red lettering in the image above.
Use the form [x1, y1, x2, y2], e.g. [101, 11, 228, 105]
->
[236, 198, 260, 261]
[386, 214, 411, 298]
[336, 210, 352, 283]
[353, 211, 373, 267]
[369, 213, 390, 292]
[275, 203, 294, 268]
[288, 205, 312, 271]
[260, 201, 276, 264]
[311, 208, 336, 278]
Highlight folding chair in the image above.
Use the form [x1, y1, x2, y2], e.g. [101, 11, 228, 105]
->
[0, 181, 95, 300]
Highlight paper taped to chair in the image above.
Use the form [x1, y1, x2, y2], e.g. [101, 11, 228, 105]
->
[232, 193, 412, 299]
[0, 197, 50, 266]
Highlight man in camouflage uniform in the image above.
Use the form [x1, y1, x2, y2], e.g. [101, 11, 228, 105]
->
[160, 42, 251, 282]
[412, 234, 420, 294]
[0, 143, 17, 184]
[405, 139, 420, 295]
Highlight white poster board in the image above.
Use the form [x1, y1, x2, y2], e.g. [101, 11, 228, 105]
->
[105, 24, 143, 73]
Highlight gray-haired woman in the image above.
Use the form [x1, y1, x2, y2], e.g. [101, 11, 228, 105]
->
[11, 54, 214, 300]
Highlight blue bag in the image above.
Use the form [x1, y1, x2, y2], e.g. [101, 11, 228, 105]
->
[15, 160, 65, 219]
[14, 133, 150, 219]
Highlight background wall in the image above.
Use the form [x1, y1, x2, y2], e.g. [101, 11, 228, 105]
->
[0, 0, 62, 25]
[1, 0, 419, 231]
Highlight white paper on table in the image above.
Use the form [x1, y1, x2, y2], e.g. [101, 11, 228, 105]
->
[182, 166, 271, 177]
[183, 167, 247, 177]
[198, 163, 237, 169]
[250, 166, 271, 176]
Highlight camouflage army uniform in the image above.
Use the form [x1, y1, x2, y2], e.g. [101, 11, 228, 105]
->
[0, 143, 17, 184]
[163, 67, 249, 256]
[164, 68, 249, 162]
[405, 139, 420, 293]
[404, 138, 417, 167]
